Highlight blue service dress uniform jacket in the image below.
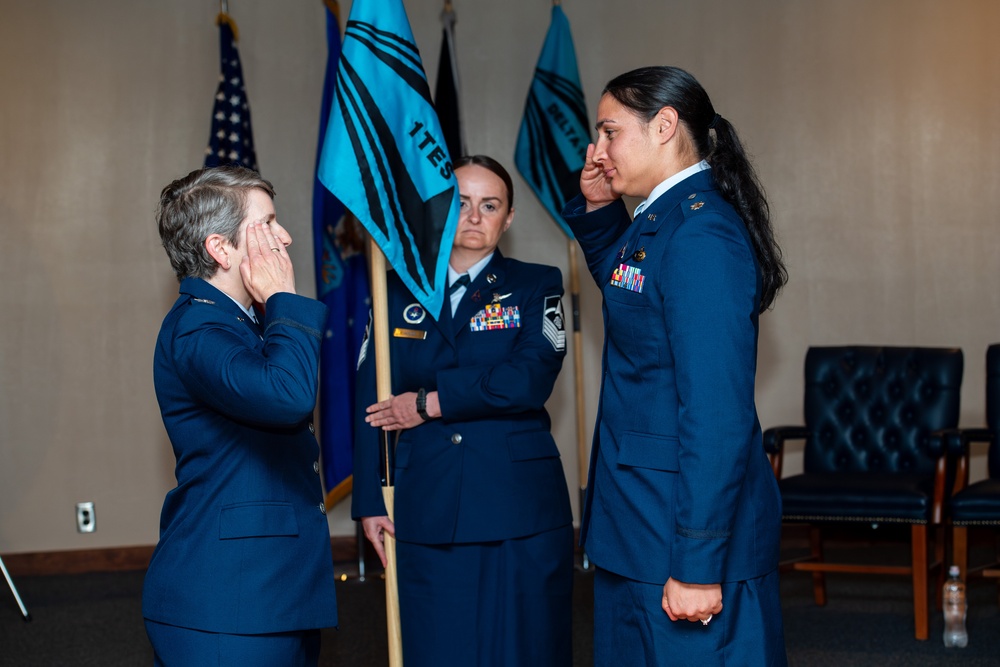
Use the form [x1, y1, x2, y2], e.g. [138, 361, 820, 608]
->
[351, 251, 572, 543]
[143, 278, 338, 636]
[563, 168, 782, 587]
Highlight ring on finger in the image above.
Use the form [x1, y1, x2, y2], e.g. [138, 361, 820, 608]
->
[701, 614, 713, 626]
[270, 247, 281, 253]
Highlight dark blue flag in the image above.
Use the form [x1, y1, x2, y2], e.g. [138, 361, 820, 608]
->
[314, 0, 371, 507]
[514, 5, 588, 239]
[318, 0, 460, 321]
[204, 14, 257, 170]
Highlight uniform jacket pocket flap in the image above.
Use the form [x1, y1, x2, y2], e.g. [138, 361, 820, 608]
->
[219, 502, 300, 539]
[618, 432, 680, 471]
[508, 430, 560, 461]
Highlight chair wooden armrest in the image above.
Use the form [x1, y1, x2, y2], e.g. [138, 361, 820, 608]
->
[762, 425, 809, 480]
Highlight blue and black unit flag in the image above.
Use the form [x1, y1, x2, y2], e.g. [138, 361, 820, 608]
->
[318, 0, 460, 322]
[313, 0, 371, 508]
[204, 13, 257, 170]
[514, 4, 588, 239]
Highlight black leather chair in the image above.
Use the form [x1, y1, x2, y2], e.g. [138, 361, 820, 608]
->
[948, 344, 1000, 601]
[764, 346, 963, 640]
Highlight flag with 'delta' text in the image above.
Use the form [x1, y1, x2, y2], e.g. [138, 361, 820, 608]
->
[514, 4, 588, 239]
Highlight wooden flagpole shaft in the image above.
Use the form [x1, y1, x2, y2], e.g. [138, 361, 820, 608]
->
[380, 485, 403, 666]
[567, 241, 589, 501]
[369, 240, 404, 666]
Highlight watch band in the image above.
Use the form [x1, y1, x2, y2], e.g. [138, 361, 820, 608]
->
[416, 387, 430, 421]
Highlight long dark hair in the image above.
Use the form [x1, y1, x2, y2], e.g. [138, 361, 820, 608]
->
[604, 66, 787, 312]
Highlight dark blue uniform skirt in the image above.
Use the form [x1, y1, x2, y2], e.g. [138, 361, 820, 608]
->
[396, 524, 574, 667]
[144, 620, 320, 667]
[593, 567, 787, 667]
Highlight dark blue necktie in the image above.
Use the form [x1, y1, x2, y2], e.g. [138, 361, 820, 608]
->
[450, 274, 471, 293]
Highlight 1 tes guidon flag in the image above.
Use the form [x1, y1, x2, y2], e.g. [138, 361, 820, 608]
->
[318, 0, 460, 321]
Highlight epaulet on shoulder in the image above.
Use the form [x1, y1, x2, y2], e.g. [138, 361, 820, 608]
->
[680, 191, 711, 219]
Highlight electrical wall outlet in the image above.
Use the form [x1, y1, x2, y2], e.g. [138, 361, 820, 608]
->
[76, 502, 96, 533]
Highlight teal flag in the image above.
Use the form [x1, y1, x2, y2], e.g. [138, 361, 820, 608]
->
[514, 5, 588, 239]
[318, 0, 460, 321]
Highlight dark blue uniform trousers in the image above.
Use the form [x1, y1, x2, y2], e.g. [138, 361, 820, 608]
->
[145, 620, 320, 666]
[396, 524, 574, 667]
[594, 568, 786, 667]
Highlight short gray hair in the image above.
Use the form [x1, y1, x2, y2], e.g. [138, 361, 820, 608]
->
[156, 166, 276, 281]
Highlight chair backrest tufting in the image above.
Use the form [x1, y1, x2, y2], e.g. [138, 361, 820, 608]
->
[987, 344, 1000, 479]
[803, 346, 963, 475]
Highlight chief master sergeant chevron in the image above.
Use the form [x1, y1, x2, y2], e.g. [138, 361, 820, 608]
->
[143, 166, 338, 666]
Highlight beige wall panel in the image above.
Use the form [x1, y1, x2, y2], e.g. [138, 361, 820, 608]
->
[1, 0, 998, 554]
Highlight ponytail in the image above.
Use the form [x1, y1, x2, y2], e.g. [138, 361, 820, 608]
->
[708, 117, 787, 312]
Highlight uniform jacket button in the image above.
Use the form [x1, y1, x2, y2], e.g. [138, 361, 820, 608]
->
[318, 503, 327, 515]
[313, 461, 320, 474]
[451, 433, 462, 445]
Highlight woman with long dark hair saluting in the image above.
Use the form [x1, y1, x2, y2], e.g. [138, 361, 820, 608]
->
[563, 66, 788, 665]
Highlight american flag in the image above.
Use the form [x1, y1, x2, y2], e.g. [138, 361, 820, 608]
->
[204, 15, 257, 170]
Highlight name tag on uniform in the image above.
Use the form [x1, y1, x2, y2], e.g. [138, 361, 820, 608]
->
[393, 328, 427, 340]
[610, 263, 645, 293]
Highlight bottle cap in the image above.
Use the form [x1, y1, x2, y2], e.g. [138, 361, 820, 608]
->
[948, 565, 960, 577]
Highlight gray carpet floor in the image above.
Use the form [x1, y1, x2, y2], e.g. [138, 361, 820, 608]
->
[1, 557, 998, 666]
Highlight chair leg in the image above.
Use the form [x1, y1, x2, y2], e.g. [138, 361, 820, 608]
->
[934, 524, 945, 611]
[809, 526, 826, 606]
[995, 532, 1000, 609]
[911, 524, 929, 641]
[953, 526, 968, 582]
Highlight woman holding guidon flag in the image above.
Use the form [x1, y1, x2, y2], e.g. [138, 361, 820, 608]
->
[353, 155, 574, 667]
[563, 66, 788, 665]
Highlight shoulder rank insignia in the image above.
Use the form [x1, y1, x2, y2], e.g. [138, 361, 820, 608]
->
[610, 263, 645, 293]
[690, 201, 705, 211]
[543, 296, 566, 352]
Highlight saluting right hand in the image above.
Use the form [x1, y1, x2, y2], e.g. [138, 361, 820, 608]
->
[240, 221, 296, 303]
[580, 143, 618, 213]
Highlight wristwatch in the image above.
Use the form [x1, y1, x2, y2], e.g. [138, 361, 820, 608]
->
[416, 387, 430, 421]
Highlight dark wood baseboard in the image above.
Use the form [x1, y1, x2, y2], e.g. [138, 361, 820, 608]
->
[3, 526, 894, 577]
[2, 536, 363, 577]
[2, 546, 156, 576]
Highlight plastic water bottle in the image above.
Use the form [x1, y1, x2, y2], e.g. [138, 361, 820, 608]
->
[942, 565, 968, 648]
